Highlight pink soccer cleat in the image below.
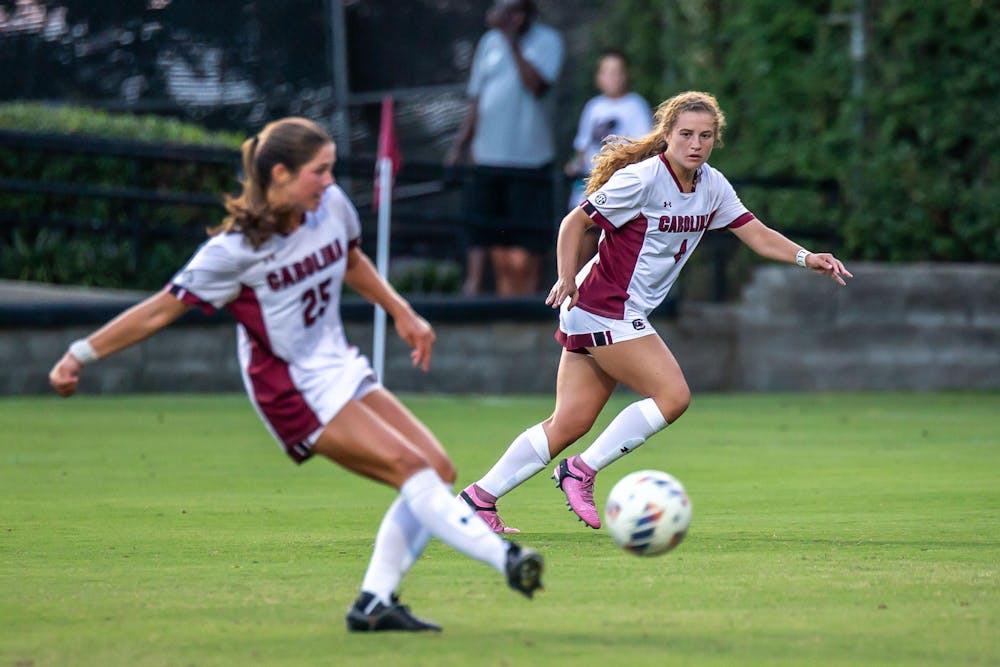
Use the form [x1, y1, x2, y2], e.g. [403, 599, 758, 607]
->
[460, 484, 521, 534]
[552, 455, 601, 529]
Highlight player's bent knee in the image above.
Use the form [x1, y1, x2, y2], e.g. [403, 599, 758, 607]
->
[653, 386, 691, 424]
[391, 447, 433, 483]
[436, 458, 457, 486]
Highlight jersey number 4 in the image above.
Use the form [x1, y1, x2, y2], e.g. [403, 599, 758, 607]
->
[301, 278, 333, 327]
[673, 239, 688, 264]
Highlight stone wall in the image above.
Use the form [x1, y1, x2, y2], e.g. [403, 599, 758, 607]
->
[2, 263, 997, 396]
[737, 263, 1000, 390]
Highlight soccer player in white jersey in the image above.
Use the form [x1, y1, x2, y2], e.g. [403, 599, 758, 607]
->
[48, 117, 544, 632]
[460, 91, 852, 533]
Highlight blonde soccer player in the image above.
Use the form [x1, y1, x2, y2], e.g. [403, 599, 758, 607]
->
[460, 91, 851, 533]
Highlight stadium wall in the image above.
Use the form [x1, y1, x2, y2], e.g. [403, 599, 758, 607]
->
[2, 263, 997, 396]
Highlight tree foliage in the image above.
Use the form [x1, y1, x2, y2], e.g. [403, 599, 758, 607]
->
[592, 0, 1000, 262]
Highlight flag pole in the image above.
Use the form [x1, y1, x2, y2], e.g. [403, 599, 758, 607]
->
[373, 95, 399, 383]
[373, 155, 392, 382]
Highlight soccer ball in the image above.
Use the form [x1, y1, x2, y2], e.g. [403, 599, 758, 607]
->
[604, 469, 692, 556]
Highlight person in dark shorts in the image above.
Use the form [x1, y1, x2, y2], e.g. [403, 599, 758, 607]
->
[447, 0, 564, 296]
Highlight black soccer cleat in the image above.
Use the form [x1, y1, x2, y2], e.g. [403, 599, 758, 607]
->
[504, 541, 544, 599]
[345, 592, 442, 632]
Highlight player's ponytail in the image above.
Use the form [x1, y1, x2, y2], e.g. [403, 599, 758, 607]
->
[586, 91, 725, 195]
[211, 117, 332, 248]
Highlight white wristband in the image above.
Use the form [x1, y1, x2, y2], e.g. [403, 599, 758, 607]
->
[68, 338, 99, 365]
[795, 248, 811, 268]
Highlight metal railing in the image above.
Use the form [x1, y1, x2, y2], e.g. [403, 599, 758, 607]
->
[0, 129, 840, 308]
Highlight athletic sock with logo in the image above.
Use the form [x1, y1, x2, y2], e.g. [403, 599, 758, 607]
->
[579, 397, 668, 471]
[400, 468, 508, 573]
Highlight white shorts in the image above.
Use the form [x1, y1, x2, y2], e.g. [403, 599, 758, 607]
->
[556, 304, 658, 353]
[237, 328, 381, 463]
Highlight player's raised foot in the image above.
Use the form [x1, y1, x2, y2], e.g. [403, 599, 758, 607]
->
[552, 455, 601, 529]
[504, 541, 544, 599]
[460, 484, 520, 534]
[345, 592, 442, 632]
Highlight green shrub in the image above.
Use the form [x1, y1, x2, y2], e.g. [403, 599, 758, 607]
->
[0, 103, 241, 289]
[594, 0, 1000, 263]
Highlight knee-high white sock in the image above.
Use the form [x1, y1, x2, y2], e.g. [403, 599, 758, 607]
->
[360, 496, 432, 605]
[579, 398, 668, 472]
[400, 468, 508, 573]
[476, 424, 551, 498]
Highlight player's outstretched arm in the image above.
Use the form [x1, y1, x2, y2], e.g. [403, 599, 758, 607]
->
[344, 247, 436, 371]
[730, 218, 853, 286]
[48, 289, 193, 397]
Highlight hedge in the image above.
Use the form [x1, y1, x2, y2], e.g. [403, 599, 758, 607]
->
[594, 0, 1000, 263]
[0, 103, 242, 289]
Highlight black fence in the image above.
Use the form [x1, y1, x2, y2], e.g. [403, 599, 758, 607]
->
[0, 129, 840, 309]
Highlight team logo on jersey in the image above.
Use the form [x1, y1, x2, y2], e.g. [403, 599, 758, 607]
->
[632, 319, 646, 330]
[594, 192, 607, 205]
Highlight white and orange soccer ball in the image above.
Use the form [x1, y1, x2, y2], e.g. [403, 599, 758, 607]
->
[604, 470, 692, 556]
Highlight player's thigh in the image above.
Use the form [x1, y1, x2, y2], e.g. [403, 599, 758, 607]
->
[312, 398, 429, 489]
[589, 335, 690, 421]
[359, 387, 456, 484]
[545, 349, 617, 451]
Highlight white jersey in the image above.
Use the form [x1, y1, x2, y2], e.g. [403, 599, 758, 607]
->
[577, 154, 754, 320]
[573, 92, 652, 173]
[168, 184, 373, 460]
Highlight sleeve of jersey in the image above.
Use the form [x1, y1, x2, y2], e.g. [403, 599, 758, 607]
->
[580, 168, 645, 233]
[167, 242, 243, 313]
[709, 172, 756, 230]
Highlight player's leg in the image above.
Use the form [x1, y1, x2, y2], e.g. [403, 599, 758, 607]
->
[360, 387, 456, 484]
[313, 399, 543, 605]
[553, 335, 689, 528]
[462, 349, 616, 532]
[346, 388, 446, 621]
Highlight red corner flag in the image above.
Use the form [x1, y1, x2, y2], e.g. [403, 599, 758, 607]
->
[374, 95, 401, 210]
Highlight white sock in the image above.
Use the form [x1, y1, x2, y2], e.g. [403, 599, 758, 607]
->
[579, 398, 668, 471]
[477, 424, 551, 498]
[360, 496, 431, 605]
[400, 468, 508, 573]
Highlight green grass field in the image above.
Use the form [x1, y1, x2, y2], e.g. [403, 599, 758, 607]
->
[1, 392, 998, 666]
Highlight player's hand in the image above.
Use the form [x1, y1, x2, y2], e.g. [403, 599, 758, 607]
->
[49, 352, 83, 397]
[545, 277, 578, 311]
[395, 311, 436, 372]
[806, 252, 853, 286]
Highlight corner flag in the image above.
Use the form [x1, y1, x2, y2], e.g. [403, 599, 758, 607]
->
[374, 95, 401, 210]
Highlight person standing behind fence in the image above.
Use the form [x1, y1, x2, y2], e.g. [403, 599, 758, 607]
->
[447, 0, 564, 296]
[565, 50, 652, 269]
[47, 117, 544, 632]
[459, 91, 852, 534]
